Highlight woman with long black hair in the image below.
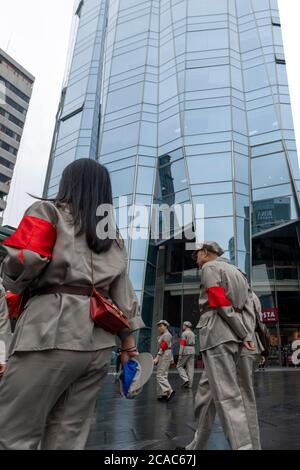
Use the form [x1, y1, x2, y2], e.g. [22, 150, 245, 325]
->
[0, 158, 144, 450]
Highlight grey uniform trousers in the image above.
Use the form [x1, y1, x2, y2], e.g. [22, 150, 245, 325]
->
[0, 348, 112, 450]
[176, 355, 195, 387]
[186, 351, 261, 450]
[186, 342, 253, 450]
[238, 354, 261, 450]
[156, 350, 173, 397]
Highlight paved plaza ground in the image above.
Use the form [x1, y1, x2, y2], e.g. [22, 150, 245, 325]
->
[86, 368, 300, 450]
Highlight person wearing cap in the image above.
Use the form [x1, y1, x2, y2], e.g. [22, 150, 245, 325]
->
[154, 320, 175, 401]
[176, 321, 195, 389]
[185, 241, 256, 450]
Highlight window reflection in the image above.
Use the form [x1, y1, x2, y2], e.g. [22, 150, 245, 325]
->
[237, 217, 250, 252]
[111, 49, 146, 75]
[188, 0, 228, 17]
[129, 260, 145, 291]
[244, 64, 269, 92]
[252, 153, 289, 188]
[155, 157, 188, 203]
[252, 196, 295, 233]
[101, 122, 140, 154]
[187, 153, 232, 184]
[185, 66, 230, 91]
[106, 83, 143, 113]
[193, 194, 233, 218]
[130, 238, 148, 261]
[110, 167, 135, 197]
[248, 105, 279, 135]
[59, 110, 82, 139]
[203, 217, 234, 253]
[159, 114, 181, 146]
[187, 30, 229, 52]
[185, 107, 231, 134]
[116, 15, 149, 42]
[253, 184, 292, 202]
[136, 167, 155, 194]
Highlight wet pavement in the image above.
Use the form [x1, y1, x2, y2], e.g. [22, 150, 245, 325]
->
[86, 369, 300, 450]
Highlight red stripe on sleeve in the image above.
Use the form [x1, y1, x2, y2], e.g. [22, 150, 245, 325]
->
[206, 286, 232, 308]
[180, 339, 186, 346]
[3, 216, 57, 259]
[160, 340, 168, 351]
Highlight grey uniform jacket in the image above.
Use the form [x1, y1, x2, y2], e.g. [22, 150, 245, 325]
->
[0, 200, 145, 357]
[197, 258, 253, 352]
[179, 329, 195, 356]
[157, 331, 173, 357]
[0, 280, 11, 363]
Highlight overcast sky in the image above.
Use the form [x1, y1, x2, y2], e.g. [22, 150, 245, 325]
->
[0, 0, 299, 227]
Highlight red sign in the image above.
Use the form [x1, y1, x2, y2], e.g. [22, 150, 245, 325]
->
[261, 307, 279, 323]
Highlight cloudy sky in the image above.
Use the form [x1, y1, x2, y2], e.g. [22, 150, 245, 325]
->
[0, 0, 299, 227]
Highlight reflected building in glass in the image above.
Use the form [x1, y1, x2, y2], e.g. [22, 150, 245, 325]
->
[44, 0, 300, 364]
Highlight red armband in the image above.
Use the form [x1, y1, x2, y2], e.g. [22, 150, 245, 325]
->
[2, 216, 57, 259]
[206, 286, 232, 308]
[160, 340, 168, 351]
[180, 339, 187, 347]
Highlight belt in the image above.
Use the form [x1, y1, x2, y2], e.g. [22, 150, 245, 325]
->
[200, 305, 242, 315]
[31, 285, 109, 298]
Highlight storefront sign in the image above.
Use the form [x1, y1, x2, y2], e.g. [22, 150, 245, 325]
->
[261, 307, 279, 323]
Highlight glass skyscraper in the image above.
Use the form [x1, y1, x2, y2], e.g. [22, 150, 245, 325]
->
[44, 0, 300, 364]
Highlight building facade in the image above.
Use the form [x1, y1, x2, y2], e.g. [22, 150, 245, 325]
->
[0, 49, 34, 225]
[44, 0, 300, 365]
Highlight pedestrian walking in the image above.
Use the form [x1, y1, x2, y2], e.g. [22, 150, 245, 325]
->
[154, 320, 175, 402]
[185, 241, 257, 451]
[0, 158, 145, 450]
[176, 321, 195, 389]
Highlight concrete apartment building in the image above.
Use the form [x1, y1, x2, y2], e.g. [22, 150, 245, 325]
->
[0, 48, 34, 225]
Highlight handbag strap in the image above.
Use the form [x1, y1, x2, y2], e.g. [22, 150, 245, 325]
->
[90, 251, 110, 299]
[90, 251, 95, 289]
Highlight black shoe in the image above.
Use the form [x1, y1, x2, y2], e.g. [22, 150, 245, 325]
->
[166, 390, 176, 402]
[183, 381, 190, 388]
[175, 446, 186, 451]
[157, 395, 167, 401]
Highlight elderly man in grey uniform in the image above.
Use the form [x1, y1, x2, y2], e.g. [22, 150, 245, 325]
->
[185, 241, 257, 451]
[154, 320, 175, 401]
[177, 321, 195, 389]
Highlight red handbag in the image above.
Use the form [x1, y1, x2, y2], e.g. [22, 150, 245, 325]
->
[89, 252, 130, 335]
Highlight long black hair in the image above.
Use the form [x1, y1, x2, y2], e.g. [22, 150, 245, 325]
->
[54, 158, 115, 254]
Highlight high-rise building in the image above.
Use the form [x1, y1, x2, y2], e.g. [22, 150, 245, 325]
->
[44, 0, 300, 365]
[0, 49, 34, 225]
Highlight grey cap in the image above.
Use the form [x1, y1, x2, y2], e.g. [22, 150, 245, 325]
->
[183, 321, 192, 328]
[156, 320, 170, 328]
[192, 241, 224, 260]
